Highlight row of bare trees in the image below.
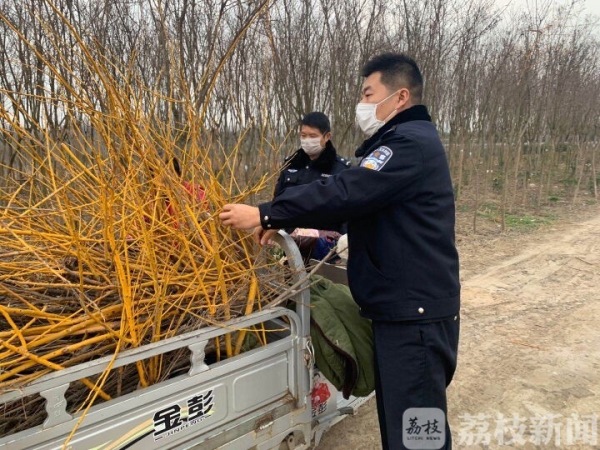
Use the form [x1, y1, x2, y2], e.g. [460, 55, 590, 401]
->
[1, 0, 599, 228]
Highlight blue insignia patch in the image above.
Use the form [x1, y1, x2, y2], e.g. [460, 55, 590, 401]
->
[360, 146, 393, 171]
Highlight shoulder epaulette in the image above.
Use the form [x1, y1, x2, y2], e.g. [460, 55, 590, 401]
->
[338, 156, 351, 167]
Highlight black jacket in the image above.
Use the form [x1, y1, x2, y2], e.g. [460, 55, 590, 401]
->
[274, 141, 351, 197]
[259, 105, 460, 321]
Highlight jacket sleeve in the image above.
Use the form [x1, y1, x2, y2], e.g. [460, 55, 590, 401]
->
[258, 136, 424, 230]
[273, 166, 290, 198]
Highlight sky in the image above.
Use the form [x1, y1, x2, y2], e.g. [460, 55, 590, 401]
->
[499, 0, 600, 18]
[580, 0, 600, 16]
[496, 0, 600, 36]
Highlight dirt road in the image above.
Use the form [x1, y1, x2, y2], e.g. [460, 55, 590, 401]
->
[316, 209, 600, 449]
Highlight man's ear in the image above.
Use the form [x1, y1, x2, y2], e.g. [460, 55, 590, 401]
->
[396, 88, 410, 110]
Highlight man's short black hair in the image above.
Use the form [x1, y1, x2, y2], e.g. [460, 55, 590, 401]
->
[300, 112, 331, 134]
[361, 53, 423, 102]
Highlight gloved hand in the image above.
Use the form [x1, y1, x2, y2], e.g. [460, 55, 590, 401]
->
[336, 234, 348, 261]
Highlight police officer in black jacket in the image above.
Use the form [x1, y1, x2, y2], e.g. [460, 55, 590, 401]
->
[267, 112, 350, 261]
[221, 53, 460, 450]
[274, 112, 350, 198]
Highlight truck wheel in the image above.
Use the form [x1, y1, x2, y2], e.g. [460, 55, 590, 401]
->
[278, 431, 306, 450]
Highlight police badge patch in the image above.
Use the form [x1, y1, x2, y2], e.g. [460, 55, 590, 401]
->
[360, 146, 393, 171]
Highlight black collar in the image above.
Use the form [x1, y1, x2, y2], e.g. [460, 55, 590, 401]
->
[355, 104, 432, 157]
[288, 140, 338, 171]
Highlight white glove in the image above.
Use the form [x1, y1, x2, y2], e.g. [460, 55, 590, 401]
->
[336, 234, 348, 261]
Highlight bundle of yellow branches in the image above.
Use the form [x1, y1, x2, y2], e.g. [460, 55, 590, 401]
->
[0, 0, 289, 437]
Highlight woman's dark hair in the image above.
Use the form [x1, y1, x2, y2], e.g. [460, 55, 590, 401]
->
[171, 157, 182, 177]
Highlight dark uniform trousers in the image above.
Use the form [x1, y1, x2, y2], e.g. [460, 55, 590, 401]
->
[372, 315, 460, 450]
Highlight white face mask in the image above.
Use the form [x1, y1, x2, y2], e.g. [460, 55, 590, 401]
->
[300, 137, 323, 156]
[355, 91, 399, 137]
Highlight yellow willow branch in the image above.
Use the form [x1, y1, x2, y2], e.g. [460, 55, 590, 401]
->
[0, 339, 111, 401]
[208, 219, 232, 358]
[234, 274, 259, 356]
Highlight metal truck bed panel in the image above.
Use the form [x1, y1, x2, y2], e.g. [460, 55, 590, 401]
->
[0, 233, 370, 450]
[0, 307, 306, 450]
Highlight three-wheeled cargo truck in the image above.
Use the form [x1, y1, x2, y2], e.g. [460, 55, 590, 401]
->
[0, 232, 373, 449]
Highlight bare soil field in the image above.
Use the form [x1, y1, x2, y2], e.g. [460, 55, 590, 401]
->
[316, 203, 600, 450]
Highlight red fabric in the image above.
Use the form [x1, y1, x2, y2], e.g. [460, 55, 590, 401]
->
[165, 182, 206, 228]
[182, 181, 206, 202]
[311, 380, 331, 409]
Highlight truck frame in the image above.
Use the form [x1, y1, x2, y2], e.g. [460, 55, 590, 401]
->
[0, 232, 373, 450]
